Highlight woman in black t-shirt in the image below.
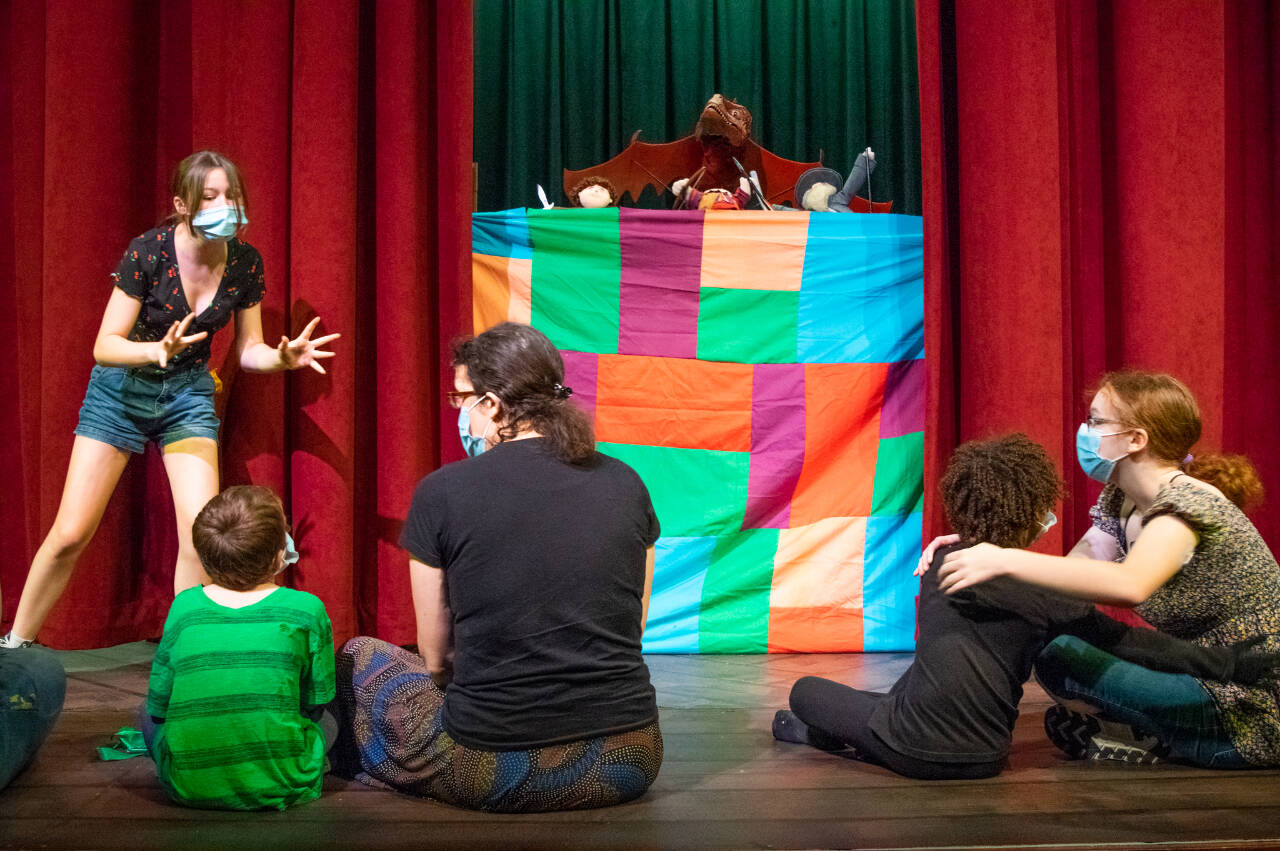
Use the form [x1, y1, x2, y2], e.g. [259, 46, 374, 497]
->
[338, 322, 664, 813]
[2, 151, 338, 649]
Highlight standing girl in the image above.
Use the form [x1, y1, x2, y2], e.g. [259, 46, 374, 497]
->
[3, 150, 338, 648]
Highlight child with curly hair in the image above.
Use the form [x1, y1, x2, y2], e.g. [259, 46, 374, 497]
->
[772, 433, 1278, 779]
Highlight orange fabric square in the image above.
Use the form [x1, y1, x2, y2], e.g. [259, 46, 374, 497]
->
[699, 211, 807, 291]
[472, 252, 510, 333]
[771, 517, 866, 608]
[768, 607, 864, 653]
[507, 257, 532, 324]
[595, 355, 753, 451]
[789, 363, 888, 523]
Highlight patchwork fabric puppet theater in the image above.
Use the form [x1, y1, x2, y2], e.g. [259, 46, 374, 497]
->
[472, 207, 925, 653]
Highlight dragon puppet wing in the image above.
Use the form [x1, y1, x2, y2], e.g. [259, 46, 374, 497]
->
[563, 133, 703, 205]
[563, 132, 820, 207]
[742, 141, 823, 208]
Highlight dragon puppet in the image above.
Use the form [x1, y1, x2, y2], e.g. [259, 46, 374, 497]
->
[563, 94, 821, 208]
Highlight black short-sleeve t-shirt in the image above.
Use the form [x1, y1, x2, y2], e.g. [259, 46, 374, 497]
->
[400, 437, 661, 750]
[111, 225, 266, 376]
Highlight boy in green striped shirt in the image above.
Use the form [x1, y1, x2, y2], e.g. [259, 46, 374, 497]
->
[144, 485, 336, 810]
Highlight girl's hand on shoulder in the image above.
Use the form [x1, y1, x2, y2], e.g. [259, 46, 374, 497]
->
[915, 533, 962, 576]
[152, 313, 208, 368]
[938, 542, 1008, 594]
[278, 316, 340, 374]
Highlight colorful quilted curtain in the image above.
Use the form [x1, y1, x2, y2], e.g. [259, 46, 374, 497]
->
[472, 209, 924, 652]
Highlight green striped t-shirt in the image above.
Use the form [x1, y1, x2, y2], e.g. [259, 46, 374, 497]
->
[146, 585, 336, 810]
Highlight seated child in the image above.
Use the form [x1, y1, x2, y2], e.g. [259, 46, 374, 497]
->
[143, 485, 336, 810]
[772, 434, 1277, 779]
[0, 643, 66, 790]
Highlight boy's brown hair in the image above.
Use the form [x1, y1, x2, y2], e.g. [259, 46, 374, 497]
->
[192, 486, 287, 591]
[940, 433, 1064, 549]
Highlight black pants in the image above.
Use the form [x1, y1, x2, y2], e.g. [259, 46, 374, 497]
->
[789, 676, 1002, 780]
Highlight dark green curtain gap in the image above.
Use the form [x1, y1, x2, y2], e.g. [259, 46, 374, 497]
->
[474, 0, 921, 214]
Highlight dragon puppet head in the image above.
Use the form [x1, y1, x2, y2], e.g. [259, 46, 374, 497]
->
[695, 94, 752, 148]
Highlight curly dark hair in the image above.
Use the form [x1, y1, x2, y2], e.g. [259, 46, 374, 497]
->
[567, 175, 619, 207]
[453, 322, 595, 465]
[940, 433, 1065, 549]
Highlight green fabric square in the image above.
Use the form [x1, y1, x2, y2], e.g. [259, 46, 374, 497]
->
[698, 528, 779, 654]
[597, 442, 749, 538]
[696, 287, 799, 363]
[529, 208, 621, 353]
[871, 432, 924, 516]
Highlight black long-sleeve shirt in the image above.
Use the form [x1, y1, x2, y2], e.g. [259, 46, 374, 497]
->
[868, 544, 1244, 763]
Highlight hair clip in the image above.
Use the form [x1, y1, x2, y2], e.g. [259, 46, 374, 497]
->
[553, 383, 573, 399]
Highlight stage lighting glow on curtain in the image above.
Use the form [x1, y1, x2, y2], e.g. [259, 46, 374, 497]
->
[472, 209, 924, 652]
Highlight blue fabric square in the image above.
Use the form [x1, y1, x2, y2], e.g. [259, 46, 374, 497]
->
[863, 512, 922, 651]
[798, 214, 923, 363]
[473, 208, 533, 259]
[642, 536, 716, 653]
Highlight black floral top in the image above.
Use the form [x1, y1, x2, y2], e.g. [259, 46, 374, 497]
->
[110, 226, 265, 376]
[1091, 480, 1280, 765]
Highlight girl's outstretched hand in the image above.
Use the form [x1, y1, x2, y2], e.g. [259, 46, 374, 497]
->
[153, 313, 208, 368]
[279, 316, 340, 374]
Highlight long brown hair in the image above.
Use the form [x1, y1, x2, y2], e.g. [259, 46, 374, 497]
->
[1098, 370, 1264, 512]
[167, 150, 249, 241]
[453, 322, 595, 465]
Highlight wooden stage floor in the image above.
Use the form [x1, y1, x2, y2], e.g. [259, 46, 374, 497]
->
[4, 644, 1280, 849]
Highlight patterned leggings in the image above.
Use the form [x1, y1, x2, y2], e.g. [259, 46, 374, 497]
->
[337, 637, 663, 812]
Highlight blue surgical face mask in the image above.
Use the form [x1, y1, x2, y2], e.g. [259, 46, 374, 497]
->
[1039, 511, 1057, 536]
[275, 532, 299, 576]
[1076, 423, 1132, 484]
[191, 204, 246, 240]
[457, 397, 490, 457]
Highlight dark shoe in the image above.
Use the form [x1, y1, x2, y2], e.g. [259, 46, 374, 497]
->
[772, 710, 847, 751]
[1044, 704, 1168, 765]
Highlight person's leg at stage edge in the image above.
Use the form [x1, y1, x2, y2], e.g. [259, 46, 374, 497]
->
[778, 676, 1002, 780]
[1035, 634, 1247, 768]
[0, 645, 67, 789]
[5, 436, 132, 647]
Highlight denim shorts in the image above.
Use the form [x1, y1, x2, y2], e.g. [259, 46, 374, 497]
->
[74, 364, 220, 454]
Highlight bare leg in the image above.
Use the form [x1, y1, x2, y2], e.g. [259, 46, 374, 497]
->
[10, 437, 132, 640]
[161, 438, 219, 594]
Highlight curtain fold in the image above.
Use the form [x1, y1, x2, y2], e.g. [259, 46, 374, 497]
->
[917, 0, 1280, 552]
[0, 0, 473, 648]
[473, 0, 922, 214]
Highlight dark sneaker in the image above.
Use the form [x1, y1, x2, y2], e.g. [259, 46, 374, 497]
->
[772, 709, 847, 752]
[1044, 704, 1169, 765]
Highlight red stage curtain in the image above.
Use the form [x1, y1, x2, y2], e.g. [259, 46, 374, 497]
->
[0, 0, 473, 648]
[916, 0, 1280, 556]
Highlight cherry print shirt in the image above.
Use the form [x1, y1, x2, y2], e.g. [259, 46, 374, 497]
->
[110, 225, 266, 376]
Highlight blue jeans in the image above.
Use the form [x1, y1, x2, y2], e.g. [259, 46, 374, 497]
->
[1, 647, 67, 790]
[1034, 635, 1249, 769]
[75, 364, 220, 453]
